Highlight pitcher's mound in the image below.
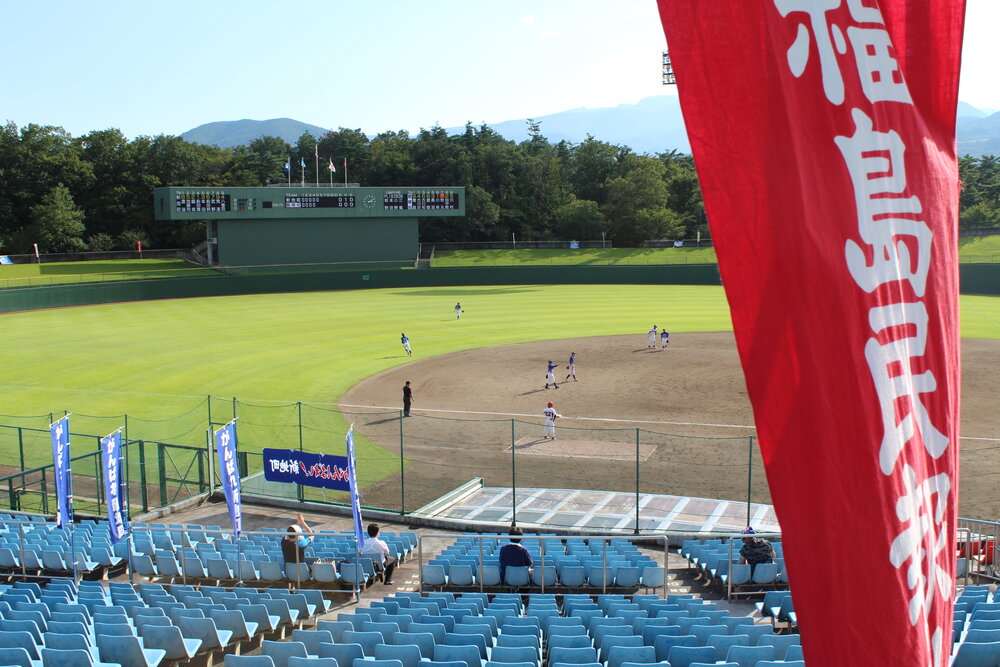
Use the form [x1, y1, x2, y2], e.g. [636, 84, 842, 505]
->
[510, 437, 658, 462]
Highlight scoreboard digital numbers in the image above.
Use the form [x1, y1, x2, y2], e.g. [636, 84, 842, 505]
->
[175, 191, 230, 213]
[383, 191, 460, 211]
[285, 194, 356, 209]
[155, 186, 464, 220]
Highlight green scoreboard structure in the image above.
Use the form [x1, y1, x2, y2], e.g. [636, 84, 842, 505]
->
[153, 186, 465, 267]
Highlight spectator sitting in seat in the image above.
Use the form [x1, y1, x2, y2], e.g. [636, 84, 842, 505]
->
[739, 526, 776, 575]
[360, 522, 398, 586]
[282, 513, 319, 566]
[498, 525, 533, 583]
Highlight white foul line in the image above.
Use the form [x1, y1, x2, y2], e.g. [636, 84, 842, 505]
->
[336, 401, 1000, 441]
[335, 402, 758, 430]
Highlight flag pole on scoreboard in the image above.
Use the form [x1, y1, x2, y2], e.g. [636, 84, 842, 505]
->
[285, 156, 291, 186]
[328, 158, 336, 186]
[314, 144, 319, 187]
[344, 157, 348, 185]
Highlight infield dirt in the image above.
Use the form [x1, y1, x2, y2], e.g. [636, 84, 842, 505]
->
[342, 332, 1000, 519]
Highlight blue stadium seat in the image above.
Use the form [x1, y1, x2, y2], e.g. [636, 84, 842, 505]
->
[262, 640, 308, 667]
[318, 642, 365, 665]
[725, 644, 775, 667]
[97, 634, 167, 667]
[136, 625, 198, 662]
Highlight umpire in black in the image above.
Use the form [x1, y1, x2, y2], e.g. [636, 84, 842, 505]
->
[403, 381, 413, 417]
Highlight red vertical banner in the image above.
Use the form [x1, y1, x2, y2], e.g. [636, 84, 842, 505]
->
[656, 1, 964, 665]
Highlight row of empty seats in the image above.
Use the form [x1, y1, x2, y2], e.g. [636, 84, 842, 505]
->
[0, 575, 332, 666]
[423, 536, 665, 592]
[0, 515, 416, 589]
[679, 538, 788, 596]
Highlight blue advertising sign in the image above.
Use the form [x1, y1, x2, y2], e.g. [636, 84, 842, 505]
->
[101, 430, 128, 544]
[347, 427, 366, 551]
[50, 416, 72, 528]
[569, 241, 580, 249]
[214, 420, 242, 536]
[263, 449, 351, 490]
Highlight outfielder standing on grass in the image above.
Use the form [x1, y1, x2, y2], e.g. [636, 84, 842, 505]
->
[545, 360, 560, 389]
[401, 333, 412, 356]
[648, 325, 658, 349]
[455, 302, 463, 319]
[565, 352, 577, 382]
[542, 401, 561, 439]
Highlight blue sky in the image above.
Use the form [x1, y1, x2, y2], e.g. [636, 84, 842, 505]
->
[2, 0, 996, 139]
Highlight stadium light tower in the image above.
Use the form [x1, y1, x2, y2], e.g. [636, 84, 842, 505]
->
[662, 50, 676, 85]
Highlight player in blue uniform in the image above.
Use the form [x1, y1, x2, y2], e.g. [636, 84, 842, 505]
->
[401, 333, 412, 356]
[660, 329, 669, 348]
[564, 352, 577, 381]
[545, 360, 559, 389]
[455, 302, 463, 319]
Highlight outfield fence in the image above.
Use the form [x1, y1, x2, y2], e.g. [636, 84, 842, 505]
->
[0, 397, 770, 526]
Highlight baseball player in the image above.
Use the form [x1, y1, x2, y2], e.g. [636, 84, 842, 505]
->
[545, 360, 560, 389]
[455, 302, 463, 319]
[542, 401, 561, 439]
[564, 352, 577, 381]
[648, 325, 658, 349]
[401, 333, 412, 356]
[660, 329, 670, 348]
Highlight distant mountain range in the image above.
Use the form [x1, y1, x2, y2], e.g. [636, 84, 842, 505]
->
[180, 96, 1000, 157]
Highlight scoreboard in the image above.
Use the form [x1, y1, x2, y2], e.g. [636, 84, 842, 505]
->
[154, 186, 464, 220]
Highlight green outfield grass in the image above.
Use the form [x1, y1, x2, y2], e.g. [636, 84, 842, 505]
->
[0, 258, 216, 288]
[1, 283, 997, 503]
[432, 246, 719, 266]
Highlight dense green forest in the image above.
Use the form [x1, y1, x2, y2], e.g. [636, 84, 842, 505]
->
[0, 120, 997, 253]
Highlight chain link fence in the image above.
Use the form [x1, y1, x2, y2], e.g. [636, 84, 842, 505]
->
[0, 398, 768, 521]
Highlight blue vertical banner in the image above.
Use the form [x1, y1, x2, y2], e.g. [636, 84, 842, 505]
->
[346, 426, 365, 551]
[50, 416, 72, 528]
[100, 430, 128, 544]
[214, 419, 242, 536]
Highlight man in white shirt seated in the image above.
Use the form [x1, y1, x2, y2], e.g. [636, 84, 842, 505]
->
[360, 522, 398, 585]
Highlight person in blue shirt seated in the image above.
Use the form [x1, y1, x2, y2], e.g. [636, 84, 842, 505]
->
[281, 513, 319, 566]
[498, 526, 533, 583]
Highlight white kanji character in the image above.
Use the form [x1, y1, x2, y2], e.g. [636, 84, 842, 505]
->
[889, 465, 952, 626]
[846, 25, 912, 104]
[774, 0, 846, 104]
[835, 109, 931, 298]
[865, 300, 948, 474]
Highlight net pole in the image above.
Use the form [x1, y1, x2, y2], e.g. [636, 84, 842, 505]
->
[635, 428, 640, 535]
[399, 411, 405, 517]
[510, 419, 517, 527]
[746, 435, 753, 527]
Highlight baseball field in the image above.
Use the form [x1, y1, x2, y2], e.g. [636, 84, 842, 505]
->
[2, 280, 999, 517]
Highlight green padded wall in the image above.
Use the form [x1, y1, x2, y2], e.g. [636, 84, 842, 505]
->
[217, 217, 416, 266]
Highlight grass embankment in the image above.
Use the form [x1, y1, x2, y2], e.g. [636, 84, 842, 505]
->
[434, 237, 1000, 267]
[0, 258, 216, 288]
[432, 247, 719, 266]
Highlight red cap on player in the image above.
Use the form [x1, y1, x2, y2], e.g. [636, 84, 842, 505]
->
[547, 402, 554, 407]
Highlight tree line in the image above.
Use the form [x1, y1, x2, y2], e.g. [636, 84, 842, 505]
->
[0, 119, 996, 254]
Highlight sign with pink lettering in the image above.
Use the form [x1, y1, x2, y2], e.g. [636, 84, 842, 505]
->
[263, 448, 351, 491]
[657, 1, 963, 665]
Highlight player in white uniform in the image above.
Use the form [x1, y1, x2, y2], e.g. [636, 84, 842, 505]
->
[648, 325, 658, 349]
[542, 401, 561, 439]
[564, 352, 577, 381]
[545, 360, 559, 389]
[455, 302, 463, 319]
[401, 333, 412, 356]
